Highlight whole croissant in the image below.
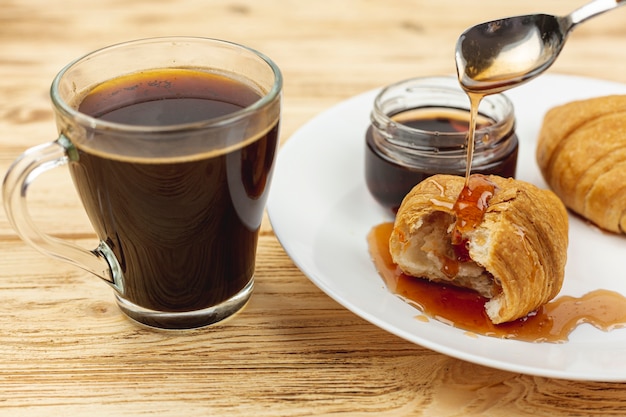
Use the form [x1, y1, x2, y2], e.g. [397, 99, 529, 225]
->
[536, 95, 626, 234]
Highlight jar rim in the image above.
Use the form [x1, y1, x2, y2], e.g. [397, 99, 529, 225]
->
[371, 75, 515, 148]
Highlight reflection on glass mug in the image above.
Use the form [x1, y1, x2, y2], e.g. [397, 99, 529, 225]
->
[2, 37, 282, 329]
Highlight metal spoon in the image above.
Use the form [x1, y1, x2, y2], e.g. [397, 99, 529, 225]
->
[455, 0, 626, 94]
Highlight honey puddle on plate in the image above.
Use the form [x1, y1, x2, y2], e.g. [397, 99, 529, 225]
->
[368, 222, 626, 343]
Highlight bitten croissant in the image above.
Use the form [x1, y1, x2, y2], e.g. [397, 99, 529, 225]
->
[536, 95, 626, 234]
[389, 174, 568, 324]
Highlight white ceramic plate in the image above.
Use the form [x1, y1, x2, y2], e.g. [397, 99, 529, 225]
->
[267, 74, 626, 381]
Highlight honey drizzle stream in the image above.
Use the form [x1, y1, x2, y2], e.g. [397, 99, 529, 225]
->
[463, 92, 484, 184]
[450, 89, 494, 276]
[450, 92, 492, 269]
[368, 223, 626, 343]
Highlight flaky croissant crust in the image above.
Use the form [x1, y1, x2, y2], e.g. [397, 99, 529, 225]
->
[389, 174, 568, 324]
[537, 95, 626, 234]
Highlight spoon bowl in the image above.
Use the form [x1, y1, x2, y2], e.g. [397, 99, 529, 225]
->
[456, 0, 626, 94]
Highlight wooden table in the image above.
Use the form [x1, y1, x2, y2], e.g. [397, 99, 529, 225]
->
[2, 0, 626, 415]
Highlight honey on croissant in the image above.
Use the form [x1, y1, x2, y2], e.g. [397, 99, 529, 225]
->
[439, 175, 496, 278]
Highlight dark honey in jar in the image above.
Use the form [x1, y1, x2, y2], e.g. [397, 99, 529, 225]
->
[365, 76, 518, 212]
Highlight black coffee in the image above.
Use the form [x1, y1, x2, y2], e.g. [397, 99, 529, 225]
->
[70, 69, 279, 312]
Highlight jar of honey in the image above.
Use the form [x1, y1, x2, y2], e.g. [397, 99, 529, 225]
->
[365, 76, 518, 212]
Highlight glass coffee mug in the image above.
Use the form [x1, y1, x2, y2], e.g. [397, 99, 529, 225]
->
[2, 37, 282, 329]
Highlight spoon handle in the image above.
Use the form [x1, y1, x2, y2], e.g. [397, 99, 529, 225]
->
[567, 0, 626, 30]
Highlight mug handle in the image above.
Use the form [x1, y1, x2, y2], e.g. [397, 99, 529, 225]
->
[2, 135, 123, 292]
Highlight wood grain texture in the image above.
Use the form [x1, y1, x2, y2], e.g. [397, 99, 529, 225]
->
[2, 0, 626, 415]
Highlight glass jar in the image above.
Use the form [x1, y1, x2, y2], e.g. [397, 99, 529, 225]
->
[365, 76, 518, 212]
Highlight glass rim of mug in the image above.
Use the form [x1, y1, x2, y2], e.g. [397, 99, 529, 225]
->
[50, 36, 283, 134]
